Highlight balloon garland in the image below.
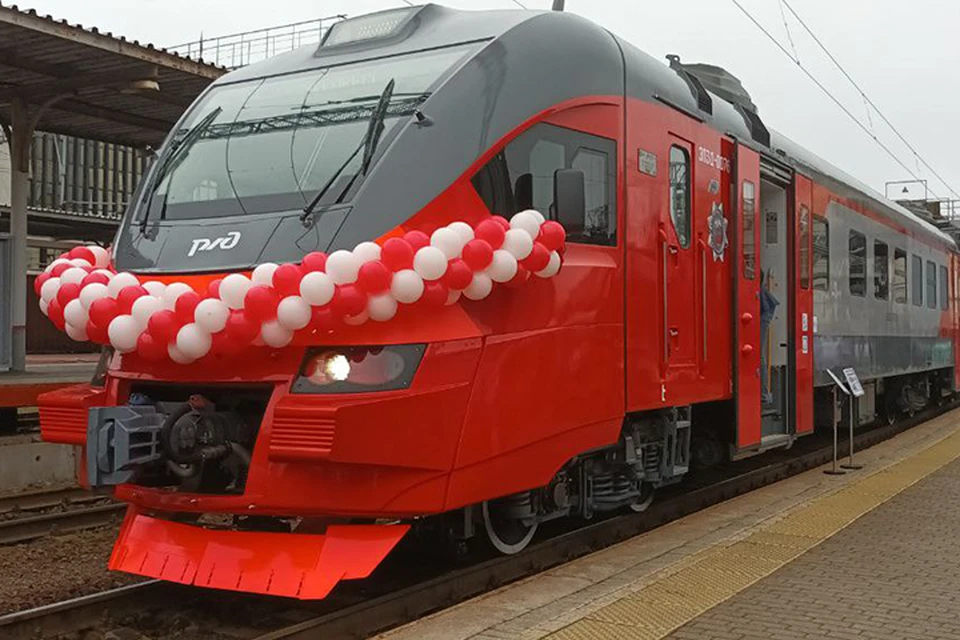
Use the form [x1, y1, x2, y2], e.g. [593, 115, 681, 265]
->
[35, 211, 566, 364]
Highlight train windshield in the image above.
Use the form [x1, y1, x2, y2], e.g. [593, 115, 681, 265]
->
[138, 44, 474, 222]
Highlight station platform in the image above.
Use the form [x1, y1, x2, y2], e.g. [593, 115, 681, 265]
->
[0, 353, 98, 411]
[380, 409, 960, 640]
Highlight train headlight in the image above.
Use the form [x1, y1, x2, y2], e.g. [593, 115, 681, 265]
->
[293, 344, 425, 394]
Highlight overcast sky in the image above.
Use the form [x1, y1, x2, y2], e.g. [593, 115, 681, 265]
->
[17, 0, 960, 202]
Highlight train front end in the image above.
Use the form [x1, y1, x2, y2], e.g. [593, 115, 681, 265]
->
[37, 4, 626, 599]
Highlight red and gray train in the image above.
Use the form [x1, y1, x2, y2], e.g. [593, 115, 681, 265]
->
[39, 4, 959, 599]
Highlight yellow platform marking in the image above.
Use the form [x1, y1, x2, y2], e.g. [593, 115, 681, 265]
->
[546, 427, 960, 640]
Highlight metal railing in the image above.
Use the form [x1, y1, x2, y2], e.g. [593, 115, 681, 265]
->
[169, 15, 347, 69]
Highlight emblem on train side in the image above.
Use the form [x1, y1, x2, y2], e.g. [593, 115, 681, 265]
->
[708, 202, 728, 262]
[187, 231, 242, 257]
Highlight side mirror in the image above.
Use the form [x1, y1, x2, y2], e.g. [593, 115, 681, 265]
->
[554, 168, 584, 234]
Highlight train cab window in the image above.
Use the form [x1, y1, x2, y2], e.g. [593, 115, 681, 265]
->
[799, 205, 810, 289]
[812, 216, 829, 291]
[873, 241, 889, 300]
[742, 181, 756, 279]
[927, 260, 937, 309]
[893, 248, 907, 304]
[848, 230, 866, 297]
[911, 255, 923, 306]
[940, 265, 949, 311]
[669, 146, 691, 248]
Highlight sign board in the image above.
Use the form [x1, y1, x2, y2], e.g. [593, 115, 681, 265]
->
[842, 367, 864, 397]
[825, 368, 849, 395]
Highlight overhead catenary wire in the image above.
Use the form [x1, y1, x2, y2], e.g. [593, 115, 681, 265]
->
[727, 0, 941, 200]
[781, 0, 960, 201]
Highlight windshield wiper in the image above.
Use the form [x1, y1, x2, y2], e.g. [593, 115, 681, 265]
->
[139, 106, 222, 233]
[300, 79, 396, 224]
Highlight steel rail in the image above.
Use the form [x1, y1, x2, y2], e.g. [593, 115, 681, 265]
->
[0, 501, 126, 545]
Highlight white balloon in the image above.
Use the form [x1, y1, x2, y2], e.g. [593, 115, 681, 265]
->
[445, 289, 461, 306]
[343, 310, 369, 326]
[70, 258, 92, 269]
[88, 246, 111, 269]
[39, 299, 49, 315]
[487, 250, 518, 283]
[413, 246, 448, 281]
[218, 274, 252, 310]
[510, 210, 542, 239]
[65, 322, 88, 342]
[326, 250, 360, 285]
[79, 282, 109, 310]
[464, 273, 493, 300]
[194, 298, 230, 333]
[502, 228, 534, 260]
[45, 258, 70, 274]
[430, 227, 462, 260]
[92, 269, 115, 280]
[40, 277, 61, 303]
[524, 209, 546, 225]
[391, 269, 424, 304]
[60, 267, 88, 286]
[168, 343, 195, 365]
[142, 281, 167, 297]
[536, 251, 562, 278]
[260, 320, 293, 348]
[447, 222, 475, 246]
[107, 315, 141, 353]
[107, 272, 139, 298]
[353, 241, 382, 264]
[63, 299, 89, 328]
[251, 262, 279, 286]
[277, 296, 311, 331]
[299, 271, 335, 306]
[131, 295, 164, 331]
[368, 293, 398, 322]
[161, 282, 193, 309]
[176, 323, 212, 359]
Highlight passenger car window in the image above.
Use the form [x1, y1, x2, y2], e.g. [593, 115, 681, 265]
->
[912, 255, 923, 306]
[742, 181, 756, 280]
[874, 241, 889, 300]
[927, 260, 937, 309]
[799, 205, 810, 290]
[471, 122, 616, 245]
[893, 248, 907, 304]
[669, 146, 691, 248]
[812, 216, 829, 291]
[940, 265, 949, 311]
[848, 230, 866, 297]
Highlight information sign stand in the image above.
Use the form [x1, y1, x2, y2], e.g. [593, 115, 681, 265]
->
[824, 369, 849, 476]
[840, 367, 864, 470]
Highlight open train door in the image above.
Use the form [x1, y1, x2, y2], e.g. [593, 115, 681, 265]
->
[732, 142, 762, 450]
[794, 175, 814, 435]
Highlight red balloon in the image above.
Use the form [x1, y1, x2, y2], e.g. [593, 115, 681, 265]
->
[56, 282, 81, 307]
[403, 230, 430, 251]
[117, 285, 148, 314]
[538, 221, 566, 252]
[147, 309, 180, 343]
[47, 298, 65, 329]
[475, 219, 506, 249]
[225, 310, 260, 343]
[34, 272, 51, 296]
[332, 284, 367, 317]
[421, 280, 449, 307]
[89, 297, 119, 328]
[310, 306, 338, 331]
[136, 332, 167, 361]
[357, 260, 392, 294]
[210, 331, 241, 356]
[462, 239, 494, 271]
[380, 237, 415, 271]
[69, 246, 97, 266]
[86, 319, 109, 344]
[273, 263, 303, 297]
[302, 252, 328, 273]
[207, 278, 223, 299]
[51, 262, 71, 278]
[174, 290, 202, 323]
[521, 242, 551, 272]
[443, 259, 474, 290]
[244, 285, 280, 322]
[506, 265, 531, 288]
[81, 271, 111, 287]
[491, 216, 511, 231]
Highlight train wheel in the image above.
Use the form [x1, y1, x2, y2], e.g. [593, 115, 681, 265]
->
[629, 482, 656, 513]
[482, 499, 538, 555]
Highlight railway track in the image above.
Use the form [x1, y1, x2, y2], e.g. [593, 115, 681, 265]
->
[0, 488, 126, 545]
[0, 404, 952, 640]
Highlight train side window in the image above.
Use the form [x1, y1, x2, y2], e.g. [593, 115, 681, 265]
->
[471, 122, 617, 246]
[893, 248, 907, 304]
[911, 255, 923, 306]
[812, 216, 829, 291]
[742, 181, 756, 280]
[940, 265, 949, 311]
[669, 146, 691, 248]
[799, 205, 810, 289]
[848, 230, 866, 297]
[927, 260, 937, 309]
[873, 240, 889, 300]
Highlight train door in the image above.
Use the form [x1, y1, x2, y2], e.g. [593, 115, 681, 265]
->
[733, 143, 762, 449]
[758, 172, 790, 437]
[794, 176, 814, 434]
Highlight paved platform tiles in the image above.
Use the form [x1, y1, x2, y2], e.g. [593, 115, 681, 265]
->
[378, 409, 960, 640]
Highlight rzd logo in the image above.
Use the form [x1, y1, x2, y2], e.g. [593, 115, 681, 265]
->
[188, 231, 241, 257]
